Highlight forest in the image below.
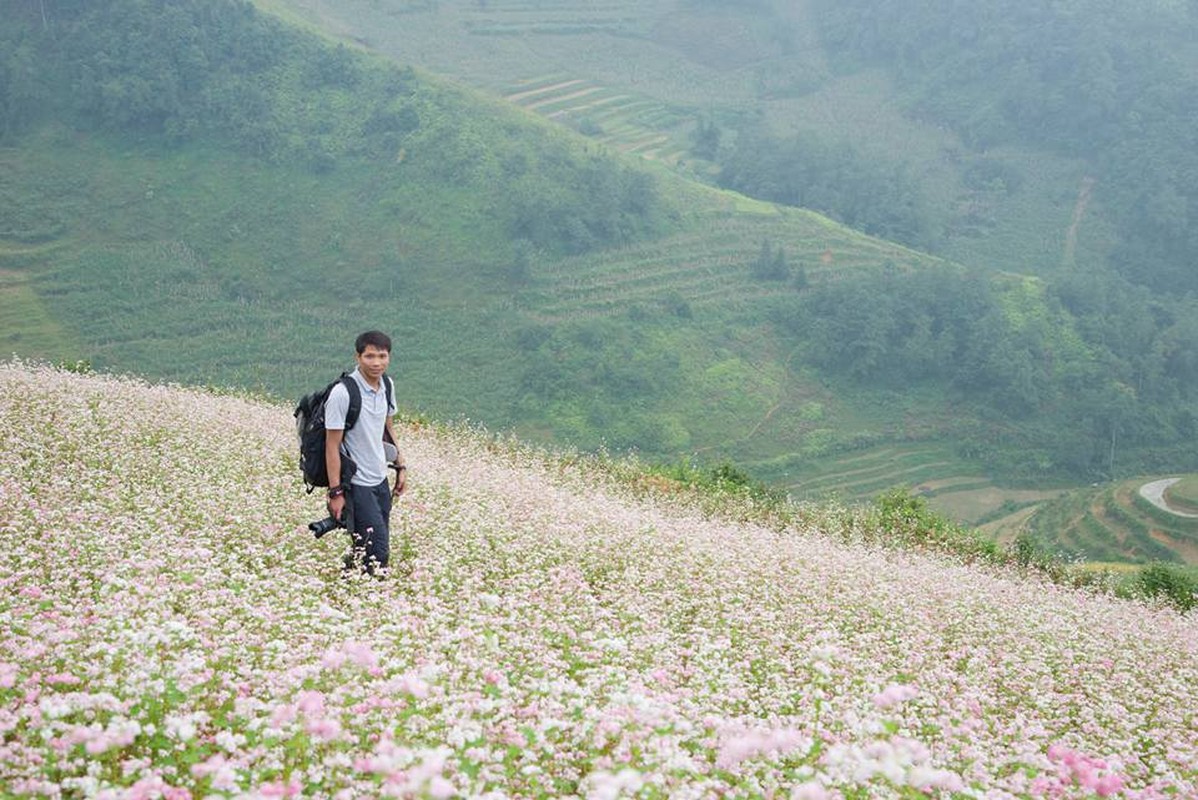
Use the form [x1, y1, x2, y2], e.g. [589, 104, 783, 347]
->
[810, 0, 1198, 295]
[770, 265, 1198, 478]
[0, 0, 666, 258]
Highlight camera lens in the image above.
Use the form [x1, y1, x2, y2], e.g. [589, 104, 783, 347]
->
[308, 515, 341, 539]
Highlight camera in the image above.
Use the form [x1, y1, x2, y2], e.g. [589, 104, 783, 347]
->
[308, 515, 343, 539]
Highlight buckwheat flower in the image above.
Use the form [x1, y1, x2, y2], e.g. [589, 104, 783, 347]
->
[38, 696, 70, 720]
[1097, 773, 1126, 796]
[583, 767, 644, 800]
[396, 672, 431, 699]
[715, 727, 809, 770]
[426, 775, 456, 799]
[269, 703, 297, 729]
[45, 672, 81, 686]
[257, 778, 302, 797]
[296, 690, 325, 716]
[790, 782, 831, 800]
[321, 648, 348, 670]
[164, 714, 197, 742]
[342, 641, 380, 669]
[305, 717, 342, 742]
[872, 683, 918, 709]
[214, 729, 244, 752]
[85, 734, 113, 756]
[907, 765, 965, 792]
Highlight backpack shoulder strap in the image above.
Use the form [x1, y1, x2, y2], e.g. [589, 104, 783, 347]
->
[339, 372, 363, 431]
[383, 372, 394, 415]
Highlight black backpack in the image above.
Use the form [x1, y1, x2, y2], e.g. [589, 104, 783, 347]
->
[294, 372, 394, 493]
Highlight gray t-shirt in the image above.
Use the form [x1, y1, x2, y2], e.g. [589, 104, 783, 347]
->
[324, 369, 396, 487]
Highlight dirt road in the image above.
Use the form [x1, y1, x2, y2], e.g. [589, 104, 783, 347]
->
[1138, 478, 1198, 519]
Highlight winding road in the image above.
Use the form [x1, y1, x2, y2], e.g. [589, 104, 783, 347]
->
[1138, 478, 1198, 519]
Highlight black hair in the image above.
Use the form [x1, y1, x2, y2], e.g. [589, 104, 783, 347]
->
[355, 330, 392, 353]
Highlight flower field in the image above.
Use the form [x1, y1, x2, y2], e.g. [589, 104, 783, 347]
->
[1, 362, 1196, 799]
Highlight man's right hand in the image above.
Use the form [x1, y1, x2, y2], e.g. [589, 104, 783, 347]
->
[327, 494, 346, 522]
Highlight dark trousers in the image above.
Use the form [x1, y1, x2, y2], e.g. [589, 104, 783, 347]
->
[344, 480, 392, 573]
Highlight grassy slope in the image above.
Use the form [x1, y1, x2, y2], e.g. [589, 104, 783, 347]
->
[0, 121, 949, 450]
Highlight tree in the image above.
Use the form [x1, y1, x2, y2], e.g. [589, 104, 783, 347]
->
[691, 116, 721, 160]
[750, 238, 789, 281]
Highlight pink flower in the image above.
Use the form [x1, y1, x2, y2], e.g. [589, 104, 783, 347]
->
[258, 779, 302, 797]
[344, 641, 379, 668]
[306, 717, 342, 742]
[1096, 774, 1125, 797]
[716, 727, 809, 769]
[45, 673, 80, 686]
[790, 781, 831, 799]
[296, 690, 325, 715]
[397, 672, 430, 699]
[321, 649, 347, 670]
[873, 683, 919, 709]
[426, 776, 455, 799]
[0, 663, 18, 689]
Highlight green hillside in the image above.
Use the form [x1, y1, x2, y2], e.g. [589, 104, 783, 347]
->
[245, 0, 1198, 474]
[257, 0, 1112, 278]
[3, 0, 1198, 564]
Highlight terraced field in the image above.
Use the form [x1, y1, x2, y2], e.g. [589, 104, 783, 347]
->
[501, 75, 694, 164]
[457, 0, 649, 35]
[1026, 477, 1198, 565]
[527, 206, 935, 323]
[262, 0, 798, 168]
[780, 445, 980, 500]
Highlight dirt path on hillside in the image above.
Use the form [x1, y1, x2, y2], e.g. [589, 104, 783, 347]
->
[1062, 176, 1095, 267]
[694, 345, 803, 455]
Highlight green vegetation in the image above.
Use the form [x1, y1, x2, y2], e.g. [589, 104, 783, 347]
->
[262, 1, 1113, 283]
[718, 127, 940, 251]
[1136, 563, 1198, 613]
[2, 0, 1198, 566]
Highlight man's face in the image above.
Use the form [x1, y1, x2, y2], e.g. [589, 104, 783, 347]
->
[356, 344, 390, 380]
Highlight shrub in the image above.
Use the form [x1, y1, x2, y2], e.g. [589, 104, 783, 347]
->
[1137, 563, 1197, 612]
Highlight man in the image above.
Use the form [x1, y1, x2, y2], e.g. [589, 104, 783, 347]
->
[324, 330, 406, 574]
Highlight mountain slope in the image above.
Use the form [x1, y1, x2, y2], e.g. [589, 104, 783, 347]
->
[253, 0, 1111, 277]
[0, 0, 954, 455]
[242, 0, 1198, 508]
[3, 0, 1197, 547]
[2, 362, 1196, 796]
